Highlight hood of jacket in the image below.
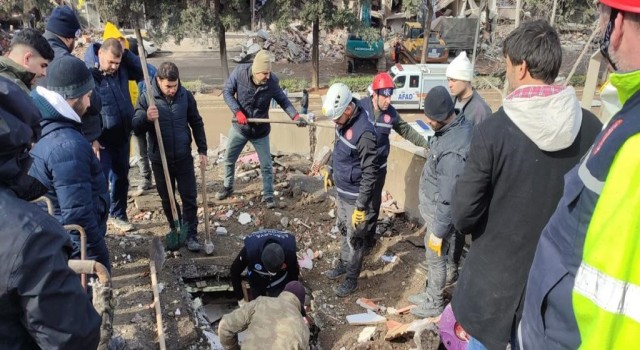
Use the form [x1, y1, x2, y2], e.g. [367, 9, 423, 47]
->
[84, 43, 101, 70]
[31, 86, 81, 135]
[0, 57, 34, 91]
[502, 85, 582, 152]
[44, 31, 72, 58]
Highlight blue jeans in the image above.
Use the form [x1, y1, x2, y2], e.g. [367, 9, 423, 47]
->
[100, 138, 130, 220]
[223, 126, 274, 198]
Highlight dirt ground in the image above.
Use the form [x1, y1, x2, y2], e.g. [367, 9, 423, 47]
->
[105, 150, 444, 350]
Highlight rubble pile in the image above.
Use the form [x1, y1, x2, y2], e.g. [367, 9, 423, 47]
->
[234, 25, 347, 64]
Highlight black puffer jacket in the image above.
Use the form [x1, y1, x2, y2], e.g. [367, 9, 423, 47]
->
[0, 76, 100, 350]
[133, 78, 207, 163]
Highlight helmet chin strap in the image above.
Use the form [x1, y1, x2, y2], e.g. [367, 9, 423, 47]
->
[600, 8, 619, 71]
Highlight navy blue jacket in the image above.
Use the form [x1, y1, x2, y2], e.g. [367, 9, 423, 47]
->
[520, 95, 640, 349]
[230, 230, 299, 300]
[223, 63, 297, 139]
[132, 77, 207, 164]
[84, 43, 143, 147]
[331, 100, 378, 207]
[28, 89, 110, 254]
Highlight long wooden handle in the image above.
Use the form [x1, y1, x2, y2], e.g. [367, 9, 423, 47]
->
[246, 118, 333, 128]
[135, 28, 179, 221]
[150, 260, 167, 350]
[200, 164, 211, 240]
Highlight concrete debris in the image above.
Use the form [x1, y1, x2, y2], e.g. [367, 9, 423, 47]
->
[130, 313, 145, 323]
[225, 210, 234, 218]
[174, 308, 181, 316]
[328, 209, 335, 218]
[385, 320, 412, 341]
[357, 326, 377, 343]
[381, 255, 397, 263]
[356, 298, 384, 313]
[238, 213, 252, 225]
[346, 310, 386, 325]
[215, 227, 228, 235]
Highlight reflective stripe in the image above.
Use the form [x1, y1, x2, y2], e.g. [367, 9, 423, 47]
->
[267, 271, 288, 288]
[578, 158, 604, 195]
[380, 162, 387, 169]
[336, 187, 359, 198]
[335, 129, 357, 149]
[375, 123, 393, 129]
[574, 262, 640, 323]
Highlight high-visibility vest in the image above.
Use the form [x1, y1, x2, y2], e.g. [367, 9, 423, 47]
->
[573, 133, 640, 349]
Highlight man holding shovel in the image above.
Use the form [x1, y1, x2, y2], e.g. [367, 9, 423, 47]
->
[133, 62, 208, 252]
[219, 49, 307, 209]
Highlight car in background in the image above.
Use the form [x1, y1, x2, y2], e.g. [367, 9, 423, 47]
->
[124, 35, 158, 57]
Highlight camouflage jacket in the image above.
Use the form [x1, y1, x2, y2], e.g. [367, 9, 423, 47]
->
[218, 291, 310, 350]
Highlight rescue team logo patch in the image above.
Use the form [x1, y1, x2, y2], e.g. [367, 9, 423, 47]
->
[346, 129, 353, 140]
[254, 263, 263, 270]
[384, 114, 391, 123]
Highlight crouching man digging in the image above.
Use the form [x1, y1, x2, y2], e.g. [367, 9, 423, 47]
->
[133, 62, 208, 252]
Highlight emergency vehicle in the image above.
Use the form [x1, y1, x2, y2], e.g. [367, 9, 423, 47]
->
[389, 63, 449, 110]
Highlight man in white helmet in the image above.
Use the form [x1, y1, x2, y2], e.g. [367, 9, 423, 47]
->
[446, 51, 492, 126]
[321, 82, 379, 297]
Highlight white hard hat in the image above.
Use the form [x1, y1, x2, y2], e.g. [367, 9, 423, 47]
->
[322, 83, 352, 120]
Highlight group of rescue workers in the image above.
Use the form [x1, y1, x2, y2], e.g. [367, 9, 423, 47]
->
[1, 0, 639, 349]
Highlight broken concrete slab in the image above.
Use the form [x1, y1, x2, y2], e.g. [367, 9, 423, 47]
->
[238, 213, 252, 225]
[346, 310, 386, 326]
[215, 227, 228, 235]
[357, 326, 377, 343]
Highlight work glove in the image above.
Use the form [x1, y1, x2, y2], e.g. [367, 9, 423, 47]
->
[351, 207, 366, 229]
[235, 111, 248, 125]
[427, 233, 443, 257]
[320, 166, 333, 191]
[292, 114, 308, 127]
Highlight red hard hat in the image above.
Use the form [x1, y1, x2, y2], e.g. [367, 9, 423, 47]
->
[600, 0, 640, 13]
[372, 72, 394, 91]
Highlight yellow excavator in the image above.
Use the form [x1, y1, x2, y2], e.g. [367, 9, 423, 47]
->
[394, 21, 449, 64]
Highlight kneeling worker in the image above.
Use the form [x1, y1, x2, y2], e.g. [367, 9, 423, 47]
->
[230, 229, 299, 301]
[219, 281, 310, 350]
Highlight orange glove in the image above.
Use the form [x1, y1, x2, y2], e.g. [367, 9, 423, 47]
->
[235, 111, 248, 125]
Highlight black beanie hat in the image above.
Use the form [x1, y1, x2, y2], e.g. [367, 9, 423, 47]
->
[423, 86, 455, 122]
[46, 56, 94, 99]
[261, 242, 285, 273]
[46, 6, 81, 39]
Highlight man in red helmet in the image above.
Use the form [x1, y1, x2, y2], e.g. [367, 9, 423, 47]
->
[519, 1, 640, 348]
[360, 72, 430, 251]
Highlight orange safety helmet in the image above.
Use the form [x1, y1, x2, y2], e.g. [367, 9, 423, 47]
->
[600, 0, 640, 12]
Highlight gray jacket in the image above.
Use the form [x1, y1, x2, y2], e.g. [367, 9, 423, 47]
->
[418, 114, 473, 238]
[456, 90, 492, 126]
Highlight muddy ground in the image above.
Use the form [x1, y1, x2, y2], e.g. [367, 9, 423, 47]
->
[105, 150, 445, 350]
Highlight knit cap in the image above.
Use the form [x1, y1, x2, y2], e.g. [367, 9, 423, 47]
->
[46, 56, 94, 99]
[261, 242, 285, 273]
[252, 50, 272, 75]
[46, 6, 81, 39]
[446, 51, 473, 82]
[283, 281, 306, 312]
[424, 86, 454, 122]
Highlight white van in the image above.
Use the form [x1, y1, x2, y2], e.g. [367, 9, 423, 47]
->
[389, 63, 449, 110]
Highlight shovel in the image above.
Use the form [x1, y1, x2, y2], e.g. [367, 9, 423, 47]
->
[135, 28, 187, 250]
[200, 163, 214, 255]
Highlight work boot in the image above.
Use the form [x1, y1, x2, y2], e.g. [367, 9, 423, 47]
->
[411, 297, 444, 318]
[264, 197, 276, 209]
[408, 292, 430, 305]
[334, 278, 358, 297]
[215, 186, 233, 200]
[325, 263, 347, 280]
[186, 236, 202, 252]
[446, 263, 459, 286]
[109, 217, 135, 232]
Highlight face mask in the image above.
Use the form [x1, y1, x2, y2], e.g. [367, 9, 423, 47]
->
[600, 8, 619, 71]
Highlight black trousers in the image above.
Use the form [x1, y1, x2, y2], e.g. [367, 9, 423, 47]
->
[365, 168, 387, 241]
[151, 156, 198, 239]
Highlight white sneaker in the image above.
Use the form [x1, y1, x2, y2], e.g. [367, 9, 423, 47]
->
[109, 217, 135, 232]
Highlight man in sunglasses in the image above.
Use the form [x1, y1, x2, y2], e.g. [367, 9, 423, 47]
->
[519, 2, 640, 348]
